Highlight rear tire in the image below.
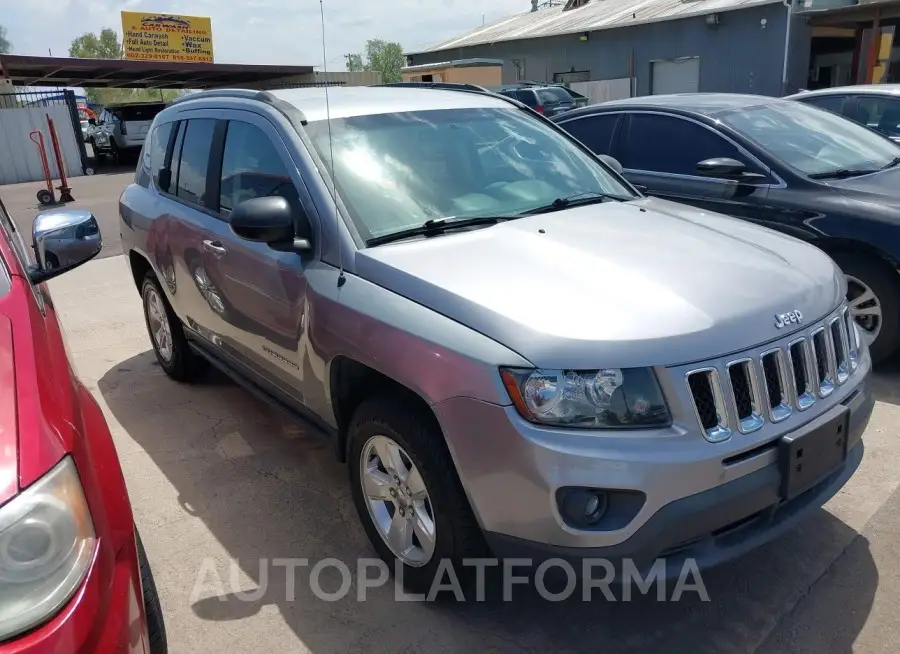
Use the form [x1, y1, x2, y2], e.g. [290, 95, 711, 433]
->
[141, 273, 206, 382]
[136, 530, 168, 654]
[347, 394, 486, 595]
[832, 252, 900, 364]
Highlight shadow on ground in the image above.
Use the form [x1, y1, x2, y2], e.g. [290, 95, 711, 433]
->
[99, 351, 878, 653]
[871, 353, 900, 406]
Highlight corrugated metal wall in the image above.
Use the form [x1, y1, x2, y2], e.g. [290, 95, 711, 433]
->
[0, 105, 83, 185]
[411, 5, 806, 97]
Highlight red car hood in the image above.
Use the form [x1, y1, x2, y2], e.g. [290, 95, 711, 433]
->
[0, 315, 18, 504]
[0, 282, 76, 506]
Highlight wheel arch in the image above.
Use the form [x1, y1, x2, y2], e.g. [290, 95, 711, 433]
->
[328, 355, 440, 463]
[815, 236, 900, 272]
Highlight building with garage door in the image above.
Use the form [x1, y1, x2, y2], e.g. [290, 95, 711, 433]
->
[404, 0, 900, 100]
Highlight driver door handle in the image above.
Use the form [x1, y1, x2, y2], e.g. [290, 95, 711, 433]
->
[203, 239, 227, 258]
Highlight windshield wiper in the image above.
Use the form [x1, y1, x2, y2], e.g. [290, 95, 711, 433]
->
[366, 215, 515, 247]
[880, 156, 900, 171]
[808, 168, 879, 180]
[522, 191, 633, 215]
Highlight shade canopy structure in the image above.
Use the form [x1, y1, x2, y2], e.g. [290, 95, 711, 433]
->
[0, 54, 316, 90]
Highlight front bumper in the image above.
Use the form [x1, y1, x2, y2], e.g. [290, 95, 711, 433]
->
[5, 539, 149, 653]
[4, 538, 150, 654]
[433, 363, 873, 577]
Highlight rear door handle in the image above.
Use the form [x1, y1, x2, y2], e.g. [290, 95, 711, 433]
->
[203, 239, 227, 258]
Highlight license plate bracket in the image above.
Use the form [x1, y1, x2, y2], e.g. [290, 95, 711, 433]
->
[779, 407, 849, 500]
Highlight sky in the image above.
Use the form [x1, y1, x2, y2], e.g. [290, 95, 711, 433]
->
[1, 0, 529, 67]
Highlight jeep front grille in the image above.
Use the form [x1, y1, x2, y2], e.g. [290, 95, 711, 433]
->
[685, 306, 856, 442]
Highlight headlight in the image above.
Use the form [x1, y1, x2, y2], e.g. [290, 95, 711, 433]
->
[0, 457, 95, 640]
[500, 367, 671, 428]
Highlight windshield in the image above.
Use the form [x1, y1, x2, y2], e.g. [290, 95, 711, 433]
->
[304, 107, 634, 241]
[720, 101, 900, 177]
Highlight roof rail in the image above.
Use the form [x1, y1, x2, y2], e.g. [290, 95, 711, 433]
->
[372, 81, 492, 93]
[169, 87, 308, 124]
[171, 88, 278, 104]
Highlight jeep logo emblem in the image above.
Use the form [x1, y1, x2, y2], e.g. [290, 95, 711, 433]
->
[774, 310, 803, 329]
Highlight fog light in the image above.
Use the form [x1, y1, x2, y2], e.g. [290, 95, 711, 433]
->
[561, 489, 608, 528]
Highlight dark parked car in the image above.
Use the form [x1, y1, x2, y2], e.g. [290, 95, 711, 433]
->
[495, 84, 578, 116]
[553, 93, 900, 362]
[786, 84, 900, 144]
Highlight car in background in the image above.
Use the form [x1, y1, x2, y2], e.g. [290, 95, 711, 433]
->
[553, 93, 900, 363]
[786, 84, 900, 143]
[494, 83, 580, 116]
[89, 101, 168, 164]
[0, 196, 166, 652]
[79, 119, 90, 143]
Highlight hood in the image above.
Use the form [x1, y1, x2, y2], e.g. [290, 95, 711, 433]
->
[825, 167, 900, 208]
[0, 315, 18, 504]
[0, 282, 72, 505]
[356, 197, 845, 370]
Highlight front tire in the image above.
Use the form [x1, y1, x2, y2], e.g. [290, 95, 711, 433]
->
[136, 530, 167, 654]
[141, 273, 205, 381]
[348, 395, 485, 595]
[832, 252, 900, 364]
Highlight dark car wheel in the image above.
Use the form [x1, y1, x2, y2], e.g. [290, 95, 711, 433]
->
[347, 394, 486, 595]
[141, 273, 206, 381]
[136, 529, 168, 654]
[832, 252, 900, 364]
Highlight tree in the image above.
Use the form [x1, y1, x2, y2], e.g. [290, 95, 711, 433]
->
[346, 39, 405, 83]
[69, 28, 123, 59]
[68, 28, 183, 106]
[0, 25, 11, 54]
[345, 53, 364, 73]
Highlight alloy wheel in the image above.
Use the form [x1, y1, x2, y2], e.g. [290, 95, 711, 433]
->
[360, 435, 436, 567]
[146, 287, 174, 363]
[846, 274, 882, 347]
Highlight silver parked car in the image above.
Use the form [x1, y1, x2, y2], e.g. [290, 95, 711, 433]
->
[119, 87, 873, 590]
[786, 84, 900, 143]
[89, 101, 167, 163]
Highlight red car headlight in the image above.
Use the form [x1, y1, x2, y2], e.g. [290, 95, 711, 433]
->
[0, 456, 95, 640]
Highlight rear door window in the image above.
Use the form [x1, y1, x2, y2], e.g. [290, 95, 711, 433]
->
[560, 114, 620, 154]
[172, 119, 216, 207]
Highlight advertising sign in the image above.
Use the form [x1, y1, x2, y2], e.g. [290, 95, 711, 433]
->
[121, 11, 214, 63]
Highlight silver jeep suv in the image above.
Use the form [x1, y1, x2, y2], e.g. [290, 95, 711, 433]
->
[119, 86, 873, 590]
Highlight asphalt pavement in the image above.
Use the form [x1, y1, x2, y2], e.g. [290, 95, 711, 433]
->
[2, 167, 133, 260]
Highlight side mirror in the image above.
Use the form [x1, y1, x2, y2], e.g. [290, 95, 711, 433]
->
[696, 157, 747, 178]
[597, 154, 624, 175]
[230, 196, 312, 252]
[88, 118, 97, 126]
[29, 209, 102, 284]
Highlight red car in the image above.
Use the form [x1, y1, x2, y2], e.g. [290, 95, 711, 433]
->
[0, 195, 166, 653]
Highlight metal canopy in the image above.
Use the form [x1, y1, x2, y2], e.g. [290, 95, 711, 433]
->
[0, 54, 315, 90]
